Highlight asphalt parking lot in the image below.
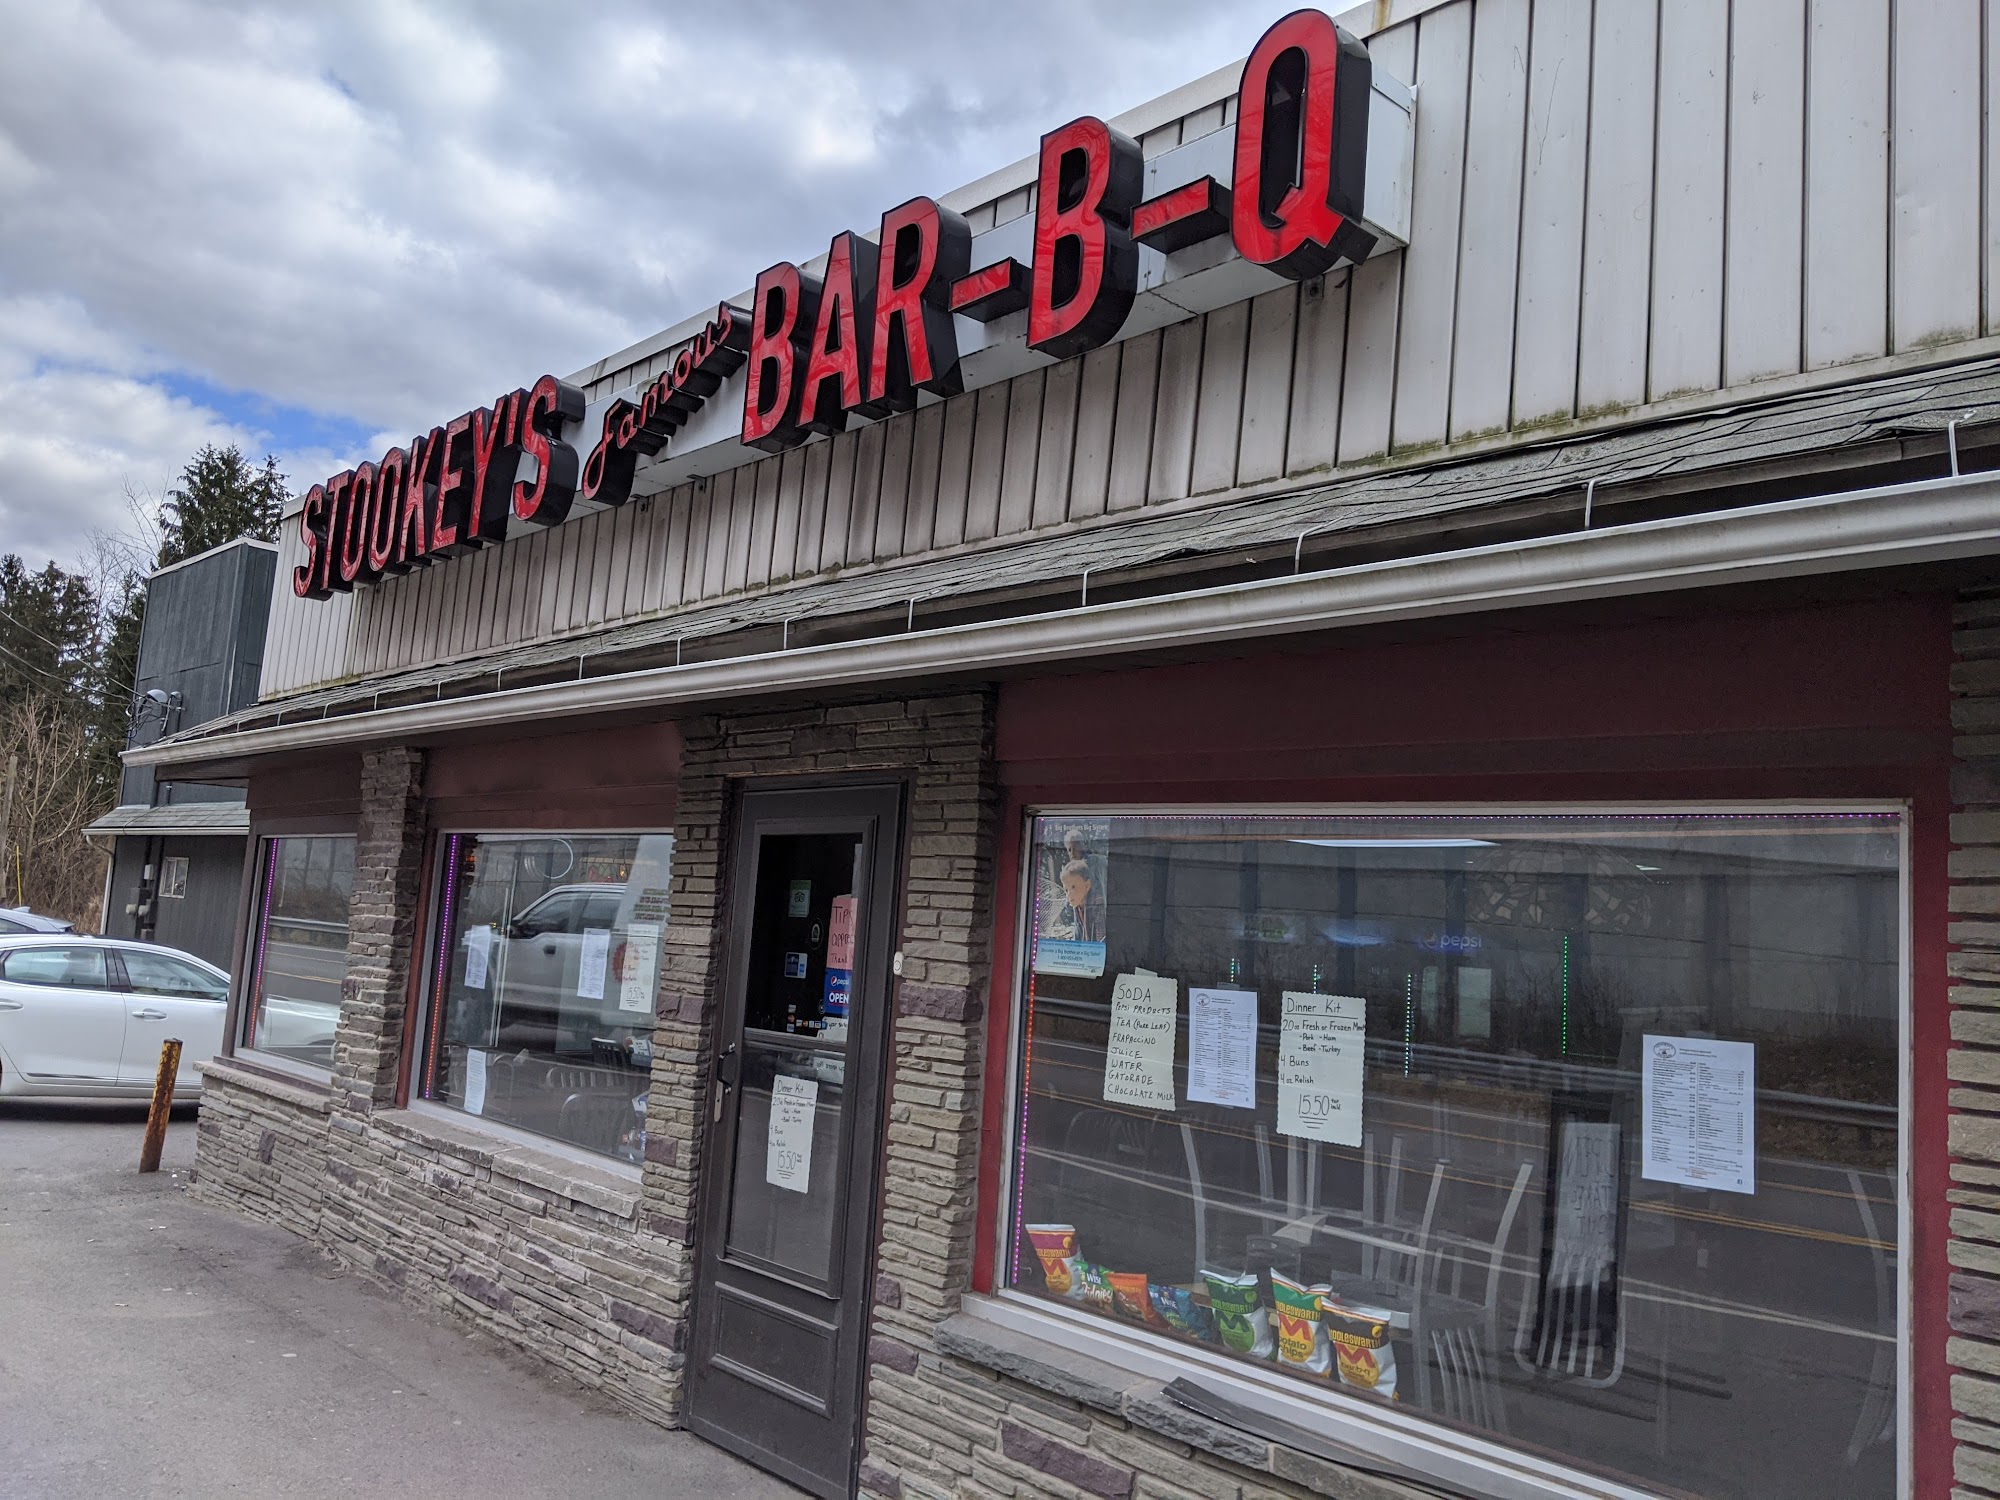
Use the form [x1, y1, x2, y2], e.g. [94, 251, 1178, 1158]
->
[0, 1101, 796, 1499]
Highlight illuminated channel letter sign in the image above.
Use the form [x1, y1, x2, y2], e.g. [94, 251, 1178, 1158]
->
[297, 7, 1389, 600]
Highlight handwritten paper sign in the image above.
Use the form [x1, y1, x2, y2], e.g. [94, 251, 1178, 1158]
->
[1277, 992, 1366, 1146]
[619, 921, 662, 1013]
[1643, 1035, 1756, 1195]
[463, 924, 492, 990]
[828, 894, 857, 970]
[578, 927, 610, 1001]
[1187, 987, 1258, 1109]
[1550, 1120, 1622, 1270]
[766, 1074, 818, 1193]
[1103, 972, 1178, 1109]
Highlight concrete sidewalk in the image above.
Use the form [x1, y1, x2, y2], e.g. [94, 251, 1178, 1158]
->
[0, 1102, 797, 1499]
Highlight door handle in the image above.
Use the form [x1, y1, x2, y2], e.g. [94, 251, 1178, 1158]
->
[132, 1008, 169, 1021]
[0, 998, 20, 1010]
[711, 1042, 738, 1123]
[543, 944, 557, 956]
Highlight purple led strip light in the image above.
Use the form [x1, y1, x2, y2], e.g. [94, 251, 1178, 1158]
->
[245, 840, 281, 1046]
[424, 834, 462, 1101]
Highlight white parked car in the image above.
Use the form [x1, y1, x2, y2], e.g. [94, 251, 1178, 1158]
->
[0, 934, 227, 1100]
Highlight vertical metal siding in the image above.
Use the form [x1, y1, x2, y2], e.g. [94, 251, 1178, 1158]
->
[264, 0, 2000, 696]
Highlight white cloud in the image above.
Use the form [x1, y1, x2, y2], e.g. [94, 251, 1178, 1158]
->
[0, 0, 1270, 570]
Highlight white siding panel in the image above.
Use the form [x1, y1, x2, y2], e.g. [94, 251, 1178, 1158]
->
[1068, 343, 1121, 520]
[796, 443, 831, 574]
[1238, 284, 1298, 485]
[820, 430, 858, 571]
[1150, 315, 1204, 502]
[1286, 271, 1349, 476]
[1191, 299, 1250, 495]
[1512, 0, 1593, 423]
[1891, 0, 1983, 349]
[932, 393, 975, 547]
[1449, 0, 1530, 440]
[876, 417, 913, 558]
[904, 404, 944, 554]
[1725, 0, 1807, 385]
[998, 368, 1045, 535]
[1033, 358, 1080, 528]
[1107, 329, 1160, 511]
[1391, 0, 1473, 450]
[964, 382, 1011, 542]
[1336, 22, 1413, 460]
[1806, 0, 1891, 367]
[1576, 0, 1659, 415]
[1648, 0, 1728, 399]
[746, 459, 779, 587]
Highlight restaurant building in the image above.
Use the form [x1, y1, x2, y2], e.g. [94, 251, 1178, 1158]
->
[131, 2, 2000, 1495]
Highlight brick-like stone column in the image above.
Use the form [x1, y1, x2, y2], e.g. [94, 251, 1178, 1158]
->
[331, 745, 428, 1115]
[1949, 583, 2000, 1495]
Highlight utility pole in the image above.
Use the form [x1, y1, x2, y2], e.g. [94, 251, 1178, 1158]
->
[0, 752, 16, 906]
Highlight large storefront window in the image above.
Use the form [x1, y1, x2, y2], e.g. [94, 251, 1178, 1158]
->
[419, 833, 673, 1161]
[242, 834, 355, 1071]
[1007, 811, 1901, 1499]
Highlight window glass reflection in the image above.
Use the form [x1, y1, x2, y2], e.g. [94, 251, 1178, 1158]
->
[242, 835, 354, 1070]
[1009, 812, 1900, 1499]
[421, 833, 672, 1161]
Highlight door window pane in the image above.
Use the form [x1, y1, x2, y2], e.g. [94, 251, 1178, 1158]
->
[420, 833, 673, 1161]
[724, 831, 865, 1283]
[0, 946, 109, 988]
[242, 835, 354, 1070]
[122, 949, 227, 1000]
[1007, 811, 1902, 1500]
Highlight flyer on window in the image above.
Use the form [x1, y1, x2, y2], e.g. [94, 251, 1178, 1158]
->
[1276, 992, 1366, 1146]
[1031, 818, 1109, 978]
[1187, 987, 1258, 1109]
[1642, 1035, 1756, 1194]
[1103, 971, 1178, 1108]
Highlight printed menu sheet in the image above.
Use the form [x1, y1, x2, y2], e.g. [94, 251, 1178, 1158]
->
[578, 927, 610, 1001]
[1102, 972, 1178, 1109]
[1187, 987, 1258, 1109]
[618, 921, 662, 1013]
[1642, 1035, 1756, 1195]
[766, 1074, 818, 1193]
[1276, 992, 1366, 1146]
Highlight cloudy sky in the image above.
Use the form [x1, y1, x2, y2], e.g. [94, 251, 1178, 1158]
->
[0, 0, 1288, 570]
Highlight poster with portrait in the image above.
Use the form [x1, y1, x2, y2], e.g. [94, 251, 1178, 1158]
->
[1031, 818, 1110, 978]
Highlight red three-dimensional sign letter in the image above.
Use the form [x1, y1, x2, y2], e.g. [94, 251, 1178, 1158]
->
[1028, 116, 1141, 360]
[1231, 9, 1376, 280]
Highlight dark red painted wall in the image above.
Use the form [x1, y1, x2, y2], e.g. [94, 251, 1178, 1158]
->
[976, 592, 1953, 1493]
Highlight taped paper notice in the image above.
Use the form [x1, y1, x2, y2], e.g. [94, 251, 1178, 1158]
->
[463, 925, 492, 990]
[463, 1047, 487, 1116]
[828, 894, 857, 970]
[1643, 1035, 1756, 1195]
[766, 1074, 818, 1193]
[1277, 992, 1366, 1146]
[578, 927, 610, 1001]
[619, 921, 662, 1013]
[1103, 972, 1178, 1109]
[1187, 987, 1257, 1109]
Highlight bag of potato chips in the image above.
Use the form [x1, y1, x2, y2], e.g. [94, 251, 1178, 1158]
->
[1271, 1273, 1333, 1375]
[1203, 1269, 1274, 1359]
[1320, 1295, 1400, 1400]
[1026, 1224, 1082, 1297]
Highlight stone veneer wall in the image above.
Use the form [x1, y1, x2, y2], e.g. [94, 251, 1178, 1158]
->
[1950, 580, 2000, 1495]
[193, 711, 1439, 1499]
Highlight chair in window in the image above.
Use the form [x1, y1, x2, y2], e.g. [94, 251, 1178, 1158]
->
[1844, 1167, 1897, 1466]
[1326, 1157, 1535, 1428]
[1050, 1107, 1180, 1273]
[1179, 1117, 1280, 1275]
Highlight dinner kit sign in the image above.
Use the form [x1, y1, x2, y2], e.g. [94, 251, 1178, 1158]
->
[293, 9, 1380, 601]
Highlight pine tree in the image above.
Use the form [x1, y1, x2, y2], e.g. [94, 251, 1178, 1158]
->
[155, 445, 287, 568]
[0, 555, 102, 715]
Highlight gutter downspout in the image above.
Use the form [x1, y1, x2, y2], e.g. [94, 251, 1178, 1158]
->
[127, 469, 2000, 772]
